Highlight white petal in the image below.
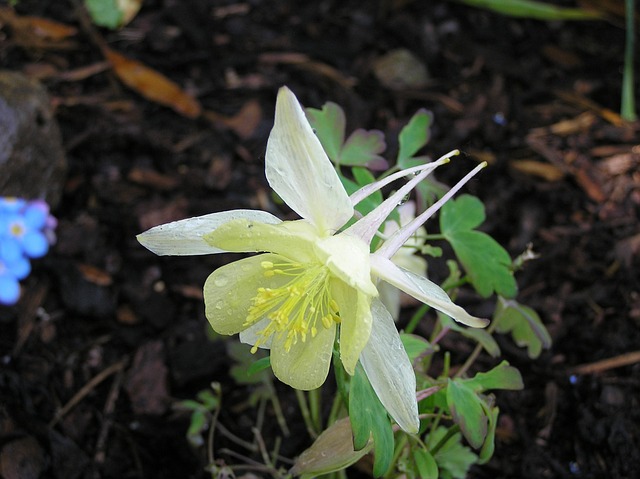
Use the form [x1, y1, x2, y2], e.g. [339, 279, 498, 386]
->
[371, 255, 489, 328]
[266, 87, 353, 233]
[360, 298, 419, 434]
[376, 161, 487, 259]
[137, 209, 281, 256]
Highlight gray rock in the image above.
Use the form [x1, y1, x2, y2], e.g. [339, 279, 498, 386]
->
[0, 70, 67, 207]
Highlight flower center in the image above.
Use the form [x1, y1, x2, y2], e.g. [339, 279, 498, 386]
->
[245, 260, 340, 353]
[10, 221, 25, 238]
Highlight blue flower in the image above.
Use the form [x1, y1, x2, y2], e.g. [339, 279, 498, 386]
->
[0, 197, 56, 306]
[0, 258, 21, 306]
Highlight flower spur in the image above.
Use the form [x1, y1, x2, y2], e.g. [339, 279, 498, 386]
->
[137, 86, 487, 433]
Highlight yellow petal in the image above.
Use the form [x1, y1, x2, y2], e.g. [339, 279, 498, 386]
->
[314, 232, 378, 297]
[332, 280, 372, 375]
[204, 218, 318, 264]
[203, 253, 286, 335]
[270, 322, 336, 390]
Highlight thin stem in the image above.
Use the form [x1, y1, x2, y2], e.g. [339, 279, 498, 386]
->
[404, 303, 430, 334]
[295, 389, 318, 438]
[308, 387, 322, 433]
[455, 320, 499, 378]
[621, 0, 637, 121]
[429, 424, 461, 456]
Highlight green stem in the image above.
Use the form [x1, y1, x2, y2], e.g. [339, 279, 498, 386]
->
[622, 0, 637, 121]
[308, 388, 322, 433]
[429, 424, 460, 456]
[454, 320, 499, 378]
[404, 303, 430, 334]
[295, 389, 318, 439]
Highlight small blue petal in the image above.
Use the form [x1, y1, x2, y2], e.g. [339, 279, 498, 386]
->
[0, 238, 23, 263]
[8, 256, 31, 280]
[22, 232, 49, 258]
[0, 197, 26, 213]
[24, 204, 48, 229]
[0, 276, 20, 305]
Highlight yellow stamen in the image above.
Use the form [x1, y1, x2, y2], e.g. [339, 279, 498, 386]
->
[245, 260, 338, 353]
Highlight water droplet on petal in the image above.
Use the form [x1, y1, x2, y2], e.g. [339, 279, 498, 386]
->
[397, 193, 410, 206]
[214, 275, 228, 287]
[214, 300, 224, 310]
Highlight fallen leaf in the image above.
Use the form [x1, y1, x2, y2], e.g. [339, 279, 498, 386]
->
[203, 99, 262, 139]
[104, 47, 202, 118]
[0, 8, 78, 50]
[510, 159, 565, 181]
[373, 49, 429, 90]
[124, 340, 169, 415]
[128, 167, 179, 190]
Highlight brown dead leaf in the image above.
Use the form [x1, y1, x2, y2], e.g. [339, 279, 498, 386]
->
[104, 47, 202, 118]
[0, 7, 77, 49]
[203, 99, 262, 139]
[128, 167, 179, 191]
[124, 341, 169, 415]
[510, 159, 565, 181]
[77, 263, 113, 287]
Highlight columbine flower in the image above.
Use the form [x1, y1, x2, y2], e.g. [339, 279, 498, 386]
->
[137, 87, 487, 433]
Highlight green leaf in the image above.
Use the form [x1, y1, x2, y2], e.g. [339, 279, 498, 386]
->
[458, 0, 602, 20]
[338, 169, 382, 219]
[291, 417, 372, 477]
[349, 364, 394, 477]
[440, 195, 517, 298]
[478, 406, 499, 464]
[427, 427, 478, 479]
[494, 297, 551, 358]
[85, 0, 124, 29]
[306, 102, 346, 163]
[439, 313, 500, 358]
[446, 379, 488, 449]
[340, 129, 387, 168]
[400, 333, 433, 362]
[398, 109, 433, 168]
[413, 448, 439, 479]
[463, 361, 524, 393]
[227, 341, 269, 384]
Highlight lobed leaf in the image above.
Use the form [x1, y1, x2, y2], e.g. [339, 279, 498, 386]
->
[306, 102, 345, 162]
[446, 379, 487, 449]
[440, 195, 517, 298]
[398, 109, 433, 169]
[494, 297, 551, 358]
[463, 360, 524, 393]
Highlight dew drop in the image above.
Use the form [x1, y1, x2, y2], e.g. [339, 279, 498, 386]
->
[214, 275, 228, 287]
[397, 193, 410, 206]
[214, 300, 224, 310]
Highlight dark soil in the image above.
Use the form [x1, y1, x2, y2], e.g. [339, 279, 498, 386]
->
[1, 1, 639, 478]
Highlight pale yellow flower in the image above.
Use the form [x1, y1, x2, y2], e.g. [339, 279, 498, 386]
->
[137, 87, 487, 433]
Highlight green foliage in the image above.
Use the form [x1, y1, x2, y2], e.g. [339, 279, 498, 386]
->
[456, 0, 601, 20]
[175, 384, 220, 447]
[349, 363, 394, 477]
[622, 0, 637, 121]
[85, 0, 124, 29]
[446, 379, 487, 449]
[413, 448, 439, 479]
[306, 102, 387, 169]
[440, 194, 517, 298]
[397, 109, 433, 169]
[427, 427, 478, 479]
[494, 297, 552, 358]
[464, 360, 524, 393]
